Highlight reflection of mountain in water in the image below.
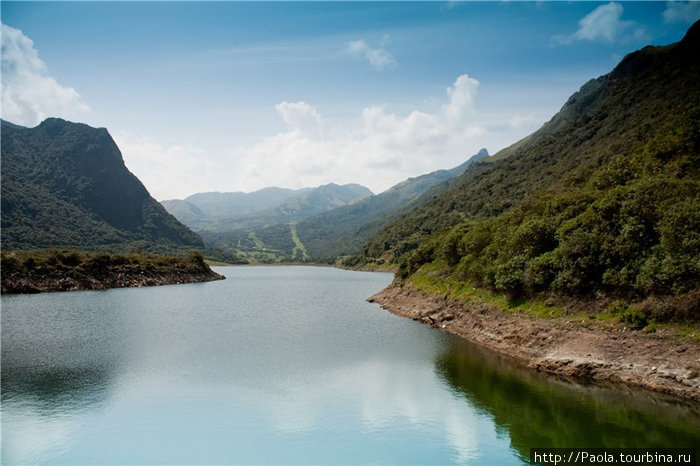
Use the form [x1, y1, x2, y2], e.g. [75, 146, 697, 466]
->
[435, 341, 700, 459]
[1, 366, 112, 414]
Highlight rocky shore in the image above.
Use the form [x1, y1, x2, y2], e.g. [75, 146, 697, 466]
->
[369, 283, 700, 402]
[1, 250, 225, 294]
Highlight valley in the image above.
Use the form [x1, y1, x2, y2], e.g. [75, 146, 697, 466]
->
[162, 149, 489, 263]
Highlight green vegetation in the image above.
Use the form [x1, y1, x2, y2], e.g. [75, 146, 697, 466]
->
[391, 106, 699, 323]
[289, 222, 309, 261]
[349, 23, 700, 323]
[407, 261, 566, 319]
[200, 223, 311, 264]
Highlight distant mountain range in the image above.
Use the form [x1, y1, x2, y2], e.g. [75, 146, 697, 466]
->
[1, 118, 204, 252]
[295, 148, 489, 260]
[163, 183, 373, 232]
[170, 149, 488, 262]
[163, 187, 308, 222]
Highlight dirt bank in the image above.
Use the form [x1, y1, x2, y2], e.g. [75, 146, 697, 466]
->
[369, 283, 700, 402]
[1, 251, 225, 294]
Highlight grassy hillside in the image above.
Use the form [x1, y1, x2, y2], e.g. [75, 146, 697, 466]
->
[1, 118, 204, 252]
[351, 22, 700, 320]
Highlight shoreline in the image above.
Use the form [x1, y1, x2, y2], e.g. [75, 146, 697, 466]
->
[369, 283, 700, 402]
[1, 267, 225, 294]
[1, 250, 225, 295]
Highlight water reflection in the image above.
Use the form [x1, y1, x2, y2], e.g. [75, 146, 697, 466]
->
[1, 366, 111, 414]
[3, 267, 699, 465]
[436, 339, 700, 460]
[1, 366, 113, 465]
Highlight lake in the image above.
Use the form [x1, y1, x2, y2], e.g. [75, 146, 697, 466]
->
[2, 266, 698, 465]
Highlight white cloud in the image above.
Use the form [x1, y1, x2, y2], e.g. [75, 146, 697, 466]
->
[1, 23, 90, 126]
[443, 74, 479, 125]
[115, 132, 217, 201]
[663, 1, 700, 25]
[554, 2, 648, 45]
[275, 101, 322, 137]
[508, 113, 538, 130]
[231, 359, 486, 462]
[227, 74, 486, 194]
[1, 406, 80, 465]
[345, 36, 397, 70]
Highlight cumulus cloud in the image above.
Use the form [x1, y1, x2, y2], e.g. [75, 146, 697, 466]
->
[663, 1, 700, 25]
[275, 101, 323, 137]
[227, 74, 486, 193]
[443, 74, 479, 125]
[345, 36, 397, 70]
[231, 359, 483, 462]
[1, 23, 90, 126]
[554, 2, 648, 45]
[508, 113, 538, 130]
[115, 132, 216, 200]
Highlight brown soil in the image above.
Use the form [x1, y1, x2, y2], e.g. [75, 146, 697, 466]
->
[369, 283, 700, 402]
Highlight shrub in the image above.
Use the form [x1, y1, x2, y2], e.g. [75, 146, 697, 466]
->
[618, 307, 648, 330]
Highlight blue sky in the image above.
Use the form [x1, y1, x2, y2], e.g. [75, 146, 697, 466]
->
[2, 2, 699, 199]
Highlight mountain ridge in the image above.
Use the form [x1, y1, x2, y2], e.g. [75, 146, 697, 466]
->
[1, 118, 204, 251]
[163, 182, 373, 233]
[297, 148, 489, 260]
[195, 149, 488, 262]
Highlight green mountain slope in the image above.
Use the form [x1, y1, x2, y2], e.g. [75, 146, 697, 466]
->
[1, 118, 204, 251]
[298, 149, 489, 261]
[353, 22, 700, 308]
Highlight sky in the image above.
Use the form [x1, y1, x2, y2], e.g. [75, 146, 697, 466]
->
[2, 1, 699, 200]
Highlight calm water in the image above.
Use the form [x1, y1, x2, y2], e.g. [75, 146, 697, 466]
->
[2, 266, 699, 465]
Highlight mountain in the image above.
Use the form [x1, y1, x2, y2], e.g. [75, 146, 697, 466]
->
[165, 183, 372, 233]
[352, 22, 700, 304]
[197, 152, 487, 263]
[296, 149, 489, 261]
[1, 118, 204, 251]
[172, 186, 308, 218]
[158, 199, 206, 225]
[266, 183, 372, 223]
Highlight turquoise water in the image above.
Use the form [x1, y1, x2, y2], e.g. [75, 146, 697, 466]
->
[2, 266, 698, 465]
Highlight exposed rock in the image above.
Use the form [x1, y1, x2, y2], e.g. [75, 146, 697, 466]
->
[369, 283, 700, 402]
